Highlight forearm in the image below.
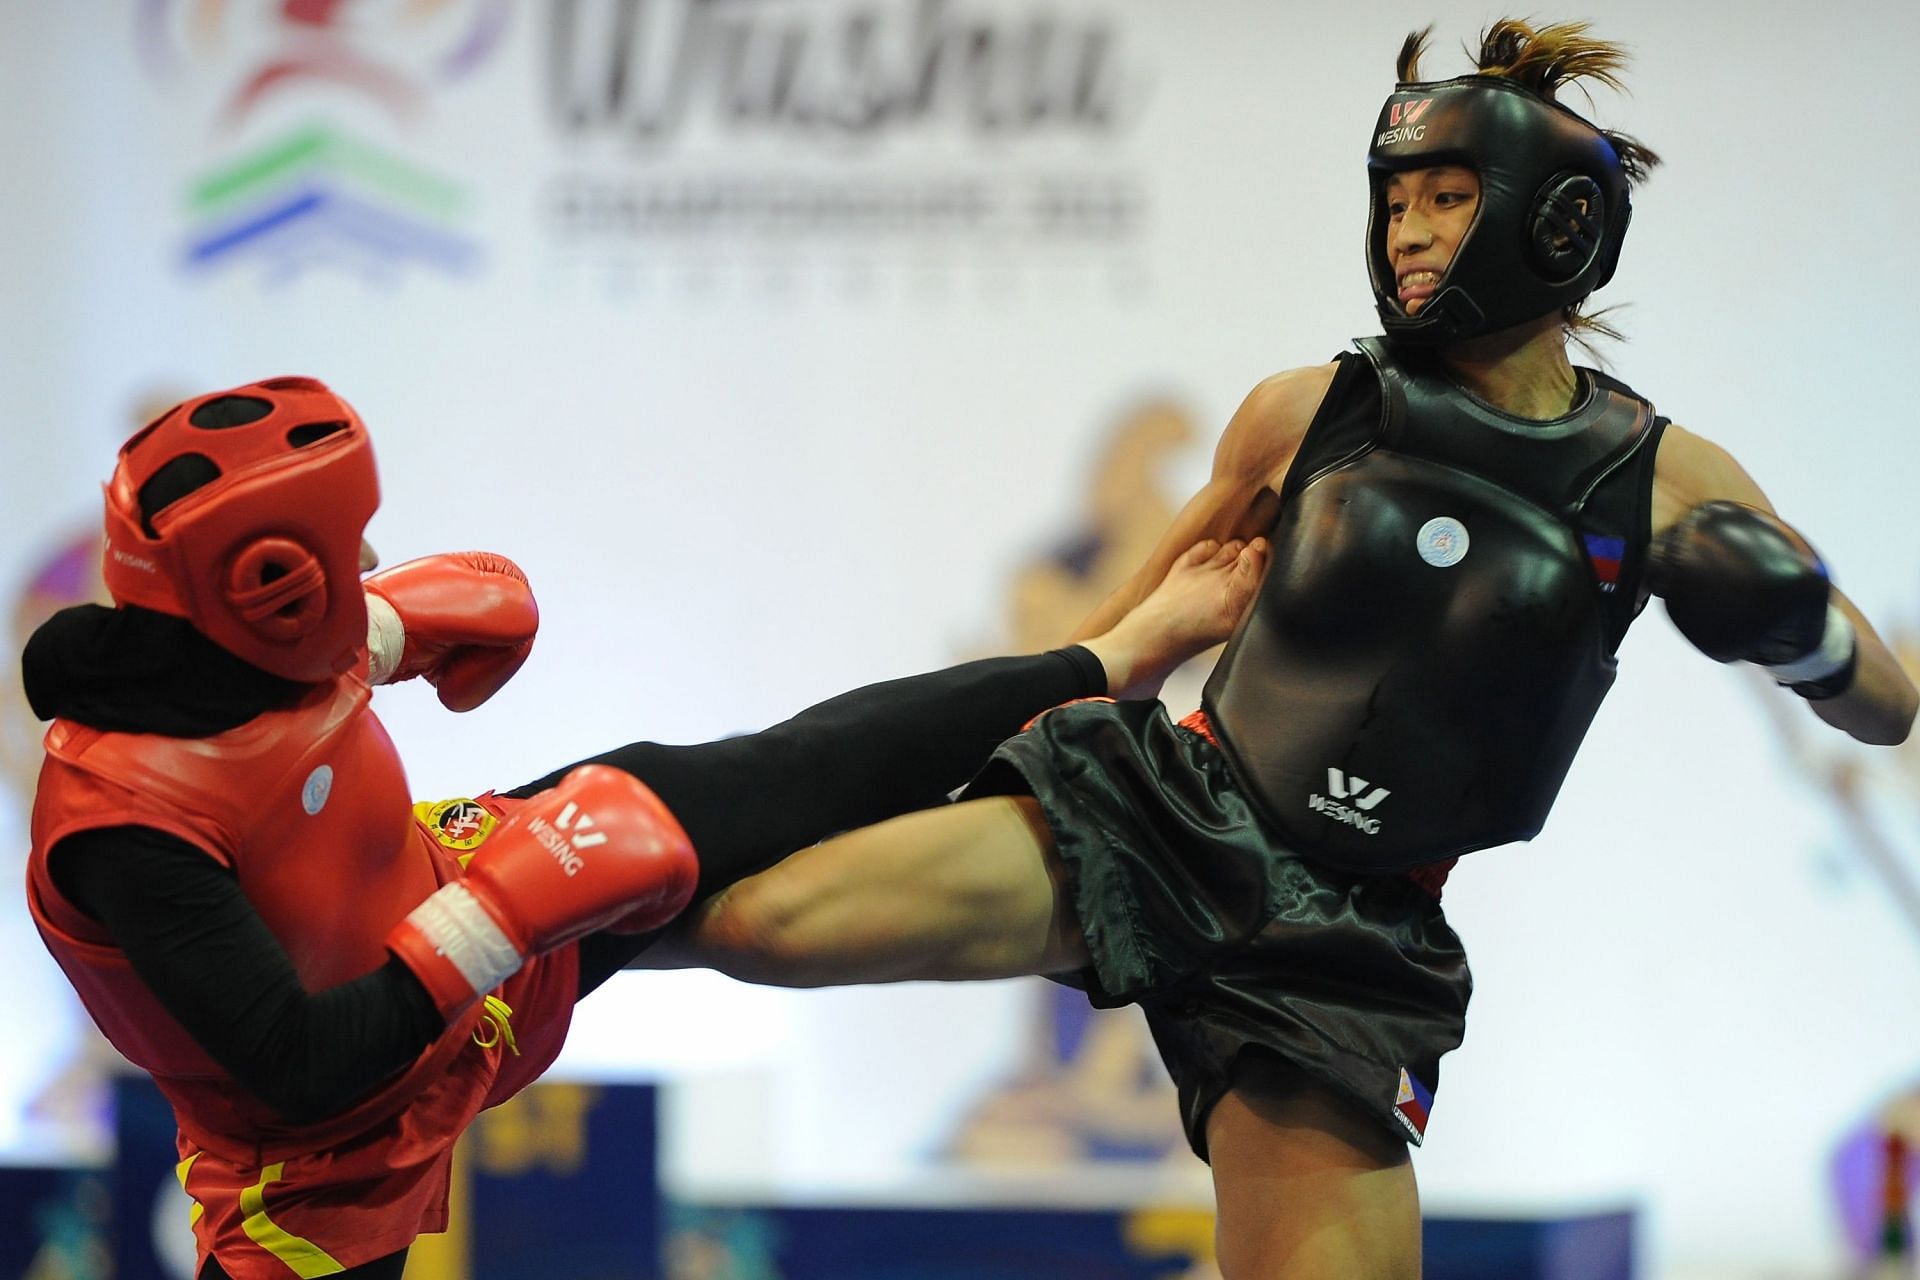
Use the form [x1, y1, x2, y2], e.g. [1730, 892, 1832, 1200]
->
[1069, 480, 1281, 645]
[52, 828, 445, 1125]
[1649, 498, 1916, 747]
[224, 959, 446, 1123]
[1807, 595, 1916, 745]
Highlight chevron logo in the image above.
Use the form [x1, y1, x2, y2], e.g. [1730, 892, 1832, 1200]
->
[182, 123, 479, 283]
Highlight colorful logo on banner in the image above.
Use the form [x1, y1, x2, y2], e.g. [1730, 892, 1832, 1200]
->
[136, 0, 510, 284]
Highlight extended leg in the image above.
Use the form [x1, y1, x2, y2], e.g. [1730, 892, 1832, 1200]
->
[514, 648, 1105, 903]
[563, 539, 1265, 995]
[526, 537, 1264, 903]
[646, 794, 1088, 985]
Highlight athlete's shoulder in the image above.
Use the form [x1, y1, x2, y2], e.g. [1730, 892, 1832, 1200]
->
[1650, 422, 1774, 532]
[1210, 363, 1342, 489]
[1240, 362, 1343, 422]
[1654, 423, 1752, 492]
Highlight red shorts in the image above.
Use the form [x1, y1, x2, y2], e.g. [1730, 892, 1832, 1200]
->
[176, 935, 578, 1277]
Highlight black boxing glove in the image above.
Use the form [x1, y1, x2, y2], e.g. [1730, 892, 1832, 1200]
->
[1647, 501, 1856, 698]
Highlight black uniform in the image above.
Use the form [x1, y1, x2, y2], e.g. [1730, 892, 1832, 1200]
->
[976, 339, 1668, 1155]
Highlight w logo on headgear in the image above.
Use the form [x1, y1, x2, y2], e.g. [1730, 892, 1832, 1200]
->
[1389, 98, 1434, 128]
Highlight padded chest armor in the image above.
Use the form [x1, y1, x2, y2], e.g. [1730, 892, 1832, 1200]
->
[1202, 338, 1660, 871]
[25, 677, 486, 1162]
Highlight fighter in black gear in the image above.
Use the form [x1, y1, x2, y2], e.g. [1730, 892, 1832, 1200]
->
[652, 19, 1916, 1279]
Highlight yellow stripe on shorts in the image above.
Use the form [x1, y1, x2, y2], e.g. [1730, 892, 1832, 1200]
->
[174, 1153, 204, 1227]
[239, 1161, 345, 1277]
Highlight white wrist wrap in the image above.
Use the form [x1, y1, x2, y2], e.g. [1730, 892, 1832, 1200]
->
[406, 883, 522, 996]
[1768, 603, 1856, 684]
[365, 592, 406, 685]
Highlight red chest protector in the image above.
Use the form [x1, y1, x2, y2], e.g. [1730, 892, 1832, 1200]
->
[25, 675, 486, 1162]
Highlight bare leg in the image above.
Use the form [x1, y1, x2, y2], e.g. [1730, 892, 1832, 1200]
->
[648, 795, 1086, 985]
[1207, 1055, 1421, 1280]
[636, 538, 1269, 983]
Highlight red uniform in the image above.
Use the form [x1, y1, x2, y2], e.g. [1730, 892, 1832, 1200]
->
[26, 673, 574, 1276]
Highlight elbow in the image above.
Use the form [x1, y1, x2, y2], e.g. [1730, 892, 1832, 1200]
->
[1849, 720, 1910, 748]
[1880, 682, 1919, 746]
[1872, 701, 1917, 748]
[1844, 689, 1917, 747]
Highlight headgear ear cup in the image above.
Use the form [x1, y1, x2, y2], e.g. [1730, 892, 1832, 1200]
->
[225, 537, 330, 641]
[1595, 194, 1631, 289]
[1528, 175, 1605, 282]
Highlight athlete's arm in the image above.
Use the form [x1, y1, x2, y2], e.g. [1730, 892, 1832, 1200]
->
[1651, 424, 1915, 745]
[1068, 364, 1335, 643]
[47, 827, 444, 1124]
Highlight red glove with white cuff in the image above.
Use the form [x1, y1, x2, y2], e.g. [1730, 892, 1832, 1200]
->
[364, 552, 538, 711]
[388, 765, 699, 1017]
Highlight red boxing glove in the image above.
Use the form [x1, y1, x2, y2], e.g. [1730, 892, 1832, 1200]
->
[364, 552, 538, 712]
[388, 765, 699, 1017]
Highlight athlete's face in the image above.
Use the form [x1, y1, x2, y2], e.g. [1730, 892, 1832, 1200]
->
[359, 539, 379, 573]
[1383, 165, 1480, 315]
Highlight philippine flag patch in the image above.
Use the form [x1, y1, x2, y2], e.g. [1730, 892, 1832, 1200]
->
[1583, 533, 1625, 591]
[1393, 1067, 1434, 1142]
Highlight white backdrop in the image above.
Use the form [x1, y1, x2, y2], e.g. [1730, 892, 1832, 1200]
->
[4, 3, 1919, 1276]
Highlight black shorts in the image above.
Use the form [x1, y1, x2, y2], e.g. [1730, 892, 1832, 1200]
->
[970, 698, 1472, 1159]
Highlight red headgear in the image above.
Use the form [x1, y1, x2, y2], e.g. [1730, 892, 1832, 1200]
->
[102, 376, 380, 682]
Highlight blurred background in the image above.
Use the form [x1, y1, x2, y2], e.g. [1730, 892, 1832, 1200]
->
[3, 2, 1918, 1277]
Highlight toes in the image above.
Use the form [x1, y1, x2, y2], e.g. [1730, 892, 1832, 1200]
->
[1184, 539, 1222, 565]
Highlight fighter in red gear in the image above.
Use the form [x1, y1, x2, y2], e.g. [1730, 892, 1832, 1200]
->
[22, 378, 1264, 1279]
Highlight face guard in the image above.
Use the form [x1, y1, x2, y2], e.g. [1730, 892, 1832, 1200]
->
[1366, 75, 1632, 343]
[102, 377, 380, 682]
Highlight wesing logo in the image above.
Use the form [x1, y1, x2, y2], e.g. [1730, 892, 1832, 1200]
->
[138, 0, 511, 284]
[526, 801, 609, 876]
[1306, 768, 1391, 836]
[1376, 97, 1433, 148]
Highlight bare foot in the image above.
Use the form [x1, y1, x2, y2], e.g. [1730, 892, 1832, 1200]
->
[1081, 538, 1269, 697]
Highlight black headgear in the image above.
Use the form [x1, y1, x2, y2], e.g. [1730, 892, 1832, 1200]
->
[1366, 75, 1632, 343]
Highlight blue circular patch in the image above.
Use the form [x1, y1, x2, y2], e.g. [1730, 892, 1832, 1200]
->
[302, 765, 334, 816]
[1416, 516, 1469, 568]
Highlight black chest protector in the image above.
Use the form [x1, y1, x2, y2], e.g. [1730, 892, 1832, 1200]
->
[1201, 338, 1666, 872]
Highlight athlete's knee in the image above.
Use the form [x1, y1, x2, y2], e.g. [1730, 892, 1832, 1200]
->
[685, 874, 839, 988]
